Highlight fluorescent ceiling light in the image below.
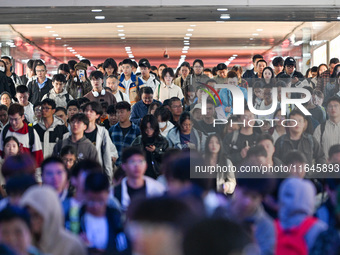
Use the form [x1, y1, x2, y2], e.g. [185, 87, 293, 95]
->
[186, 33, 192, 36]
[220, 14, 230, 19]
[117, 25, 124, 28]
[92, 9, 102, 12]
[95, 16, 105, 20]
[118, 33, 125, 36]
[45, 26, 52, 29]
[217, 8, 228, 11]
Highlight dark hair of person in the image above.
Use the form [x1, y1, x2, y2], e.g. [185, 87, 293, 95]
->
[55, 106, 67, 115]
[70, 113, 89, 128]
[317, 63, 328, 78]
[3, 136, 20, 158]
[162, 67, 175, 79]
[2, 154, 36, 179]
[8, 103, 24, 117]
[68, 60, 77, 70]
[121, 147, 145, 164]
[272, 56, 284, 67]
[67, 100, 80, 110]
[193, 59, 204, 68]
[226, 70, 238, 79]
[183, 85, 195, 106]
[140, 114, 160, 140]
[60, 145, 76, 158]
[27, 59, 34, 70]
[80, 59, 91, 66]
[284, 150, 308, 165]
[103, 58, 118, 75]
[257, 133, 274, 144]
[41, 98, 56, 110]
[82, 101, 103, 116]
[252, 54, 263, 63]
[85, 172, 109, 192]
[0, 205, 31, 229]
[16, 85, 29, 94]
[116, 101, 131, 111]
[52, 73, 66, 83]
[90, 70, 104, 80]
[122, 59, 133, 66]
[58, 63, 70, 74]
[204, 134, 224, 164]
[71, 159, 102, 178]
[107, 105, 116, 115]
[41, 156, 66, 176]
[178, 111, 191, 132]
[147, 101, 161, 114]
[154, 106, 172, 122]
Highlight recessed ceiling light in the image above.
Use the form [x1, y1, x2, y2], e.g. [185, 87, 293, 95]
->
[70, 49, 75, 52]
[217, 8, 228, 11]
[117, 25, 124, 28]
[186, 33, 192, 36]
[184, 43, 190, 45]
[256, 29, 263, 32]
[190, 24, 196, 27]
[56, 38, 62, 40]
[126, 51, 132, 54]
[220, 14, 230, 19]
[92, 9, 102, 12]
[73, 52, 78, 54]
[250, 38, 254, 40]
[125, 47, 131, 50]
[337, 16, 340, 20]
[118, 33, 125, 37]
[181, 55, 186, 58]
[184, 37, 190, 39]
[253, 33, 259, 36]
[182, 51, 188, 53]
[63, 44, 69, 47]
[184, 40, 189, 43]
[121, 37, 125, 39]
[67, 47, 73, 49]
[118, 30, 124, 32]
[95, 16, 105, 20]
[45, 26, 52, 29]
[52, 34, 59, 37]
[233, 54, 238, 57]
[187, 29, 194, 32]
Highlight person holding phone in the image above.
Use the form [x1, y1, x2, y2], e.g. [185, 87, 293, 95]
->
[66, 62, 92, 99]
[131, 114, 169, 179]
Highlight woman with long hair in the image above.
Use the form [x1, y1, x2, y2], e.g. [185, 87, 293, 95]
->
[131, 114, 169, 179]
[204, 134, 236, 194]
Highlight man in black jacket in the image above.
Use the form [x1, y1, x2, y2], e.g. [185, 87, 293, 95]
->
[27, 62, 53, 105]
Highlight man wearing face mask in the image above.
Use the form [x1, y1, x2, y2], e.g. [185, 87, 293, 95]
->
[1, 56, 23, 88]
[130, 87, 161, 126]
[0, 61, 11, 95]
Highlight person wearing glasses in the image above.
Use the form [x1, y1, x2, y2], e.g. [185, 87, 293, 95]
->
[276, 57, 305, 87]
[27, 62, 53, 106]
[184, 59, 210, 89]
[114, 147, 165, 211]
[33, 98, 69, 159]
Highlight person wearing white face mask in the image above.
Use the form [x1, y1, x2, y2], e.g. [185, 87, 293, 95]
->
[154, 106, 174, 137]
[0, 60, 12, 95]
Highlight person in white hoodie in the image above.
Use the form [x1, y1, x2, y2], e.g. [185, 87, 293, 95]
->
[114, 147, 165, 211]
[42, 74, 73, 108]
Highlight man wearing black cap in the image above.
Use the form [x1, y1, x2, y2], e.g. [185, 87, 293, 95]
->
[138, 58, 160, 92]
[214, 63, 228, 84]
[276, 57, 304, 85]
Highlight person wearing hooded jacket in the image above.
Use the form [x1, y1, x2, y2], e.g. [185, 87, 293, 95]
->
[41, 74, 73, 108]
[20, 185, 87, 255]
[83, 101, 118, 181]
[276, 178, 328, 253]
[52, 113, 99, 163]
[34, 98, 69, 159]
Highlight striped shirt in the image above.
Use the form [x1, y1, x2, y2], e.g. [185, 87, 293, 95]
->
[313, 119, 340, 159]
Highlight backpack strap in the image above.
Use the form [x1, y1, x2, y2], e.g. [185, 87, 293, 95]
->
[65, 93, 70, 103]
[119, 91, 124, 101]
[46, 92, 50, 99]
[2, 124, 10, 144]
[27, 126, 35, 151]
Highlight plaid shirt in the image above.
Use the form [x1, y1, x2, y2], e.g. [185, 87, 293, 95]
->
[109, 122, 140, 166]
[316, 70, 331, 93]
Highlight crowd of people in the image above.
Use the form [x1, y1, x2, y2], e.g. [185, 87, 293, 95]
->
[0, 53, 339, 255]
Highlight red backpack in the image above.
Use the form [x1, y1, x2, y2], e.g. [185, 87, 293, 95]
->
[275, 217, 318, 255]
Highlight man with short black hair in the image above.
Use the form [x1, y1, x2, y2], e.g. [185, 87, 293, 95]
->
[27, 62, 53, 105]
[52, 113, 99, 162]
[0, 103, 43, 166]
[276, 57, 305, 86]
[169, 97, 183, 127]
[34, 98, 69, 158]
[314, 96, 340, 159]
[242, 54, 263, 81]
[41, 156, 69, 200]
[0, 105, 8, 132]
[66, 100, 80, 132]
[109, 101, 140, 166]
[138, 58, 160, 92]
[274, 109, 326, 166]
[84, 71, 116, 106]
[20, 59, 35, 86]
[1, 56, 23, 87]
[214, 63, 228, 84]
[42, 74, 74, 108]
[130, 87, 160, 125]
[272, 56, 284, 76]
[118, 59, 144, 105]
[16, 85, 34, 123]
[329, 58, 340, 75]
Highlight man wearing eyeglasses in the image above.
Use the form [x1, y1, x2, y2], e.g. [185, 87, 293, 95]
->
[33, 98, 69, 158]
[27, 62, 53, 105]
[276, 57, 305, 85]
